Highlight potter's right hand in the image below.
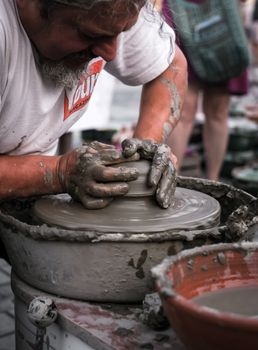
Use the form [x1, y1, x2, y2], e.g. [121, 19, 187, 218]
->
[57, 141, 139, 209]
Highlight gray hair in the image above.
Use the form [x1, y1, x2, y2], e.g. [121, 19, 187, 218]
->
[38, 0, 147, 19]
[51, 0, 146, 11]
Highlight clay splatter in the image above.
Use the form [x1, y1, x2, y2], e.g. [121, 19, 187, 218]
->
[217, 252, 226, 265]
[128, 250, 148, 279]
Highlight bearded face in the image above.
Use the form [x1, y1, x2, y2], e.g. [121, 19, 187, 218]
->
[17, 0, 145, 88]
[38, 54, 89, 88]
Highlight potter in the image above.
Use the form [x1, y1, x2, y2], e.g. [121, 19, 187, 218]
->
[0, 0, 188, 217]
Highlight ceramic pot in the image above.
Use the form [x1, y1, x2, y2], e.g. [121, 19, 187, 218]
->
[152, 242, 258, 350]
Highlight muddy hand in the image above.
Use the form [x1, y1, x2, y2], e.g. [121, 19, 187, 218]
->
[122, 138, 177, 208]
[57, 141, 139, 209]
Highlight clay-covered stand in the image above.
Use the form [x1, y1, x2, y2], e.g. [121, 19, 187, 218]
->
[0, 161, 257, 350]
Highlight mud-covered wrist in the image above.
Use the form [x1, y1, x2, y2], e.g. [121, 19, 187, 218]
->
[56, 155, 70, 193]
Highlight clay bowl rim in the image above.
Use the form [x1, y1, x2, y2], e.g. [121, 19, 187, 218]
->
[152, 242, 258, 330]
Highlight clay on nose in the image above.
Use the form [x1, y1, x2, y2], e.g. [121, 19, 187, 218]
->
[91, 37, 117, 62]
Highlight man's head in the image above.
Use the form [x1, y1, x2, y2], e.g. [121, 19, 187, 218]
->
[16, 0, 146, 87]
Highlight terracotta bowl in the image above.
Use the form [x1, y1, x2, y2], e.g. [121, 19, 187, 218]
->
[152, 243, 258, 350]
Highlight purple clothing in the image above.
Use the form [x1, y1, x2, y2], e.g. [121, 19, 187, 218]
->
[162, 0, 248, 95]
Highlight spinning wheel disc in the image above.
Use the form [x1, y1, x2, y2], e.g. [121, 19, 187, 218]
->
[34, 187, 220, 233]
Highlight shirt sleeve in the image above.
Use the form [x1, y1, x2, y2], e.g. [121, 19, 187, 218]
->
[105, 3, 176, 86]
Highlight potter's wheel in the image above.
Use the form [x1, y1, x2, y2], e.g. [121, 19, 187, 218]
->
[34, 187, 220, 233]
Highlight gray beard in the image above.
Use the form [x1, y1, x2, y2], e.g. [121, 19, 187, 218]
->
[39, 60, 89, 89]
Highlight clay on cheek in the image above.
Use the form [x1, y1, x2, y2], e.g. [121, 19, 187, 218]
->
[159, 76, 181, 143]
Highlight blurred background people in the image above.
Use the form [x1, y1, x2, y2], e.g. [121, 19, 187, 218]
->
[163, 0, 249, 181]
[244, 0, 258, 124]
[250, 0, 258, 62]
[245, 104, 258, 122]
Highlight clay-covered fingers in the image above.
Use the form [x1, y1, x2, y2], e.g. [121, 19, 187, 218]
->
[85, 179, 130, 198]
[149, 144, 171, 186]
[121, 138, 177, 208]
[75, 189, 113, 209]
[156, 160, 177, 208]
[151, 146, 177, 208]
[72, 163, 138, 209]
[121, 138, 141, 157]
[99, 148, 140, 165]
[89, 141, 115, 151]
[91, 164, 139, 182]
[122, 138, 157, 158]
[61, 141, 143, 210]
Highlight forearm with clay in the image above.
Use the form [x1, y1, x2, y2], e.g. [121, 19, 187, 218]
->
[0, 154, 62, 199]
[134, 46, 187, 144]
[0, 141, 139, 209]
[122, 46, 188, 208]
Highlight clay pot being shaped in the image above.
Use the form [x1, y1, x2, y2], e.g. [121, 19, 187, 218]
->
[152, 242, 258, 350]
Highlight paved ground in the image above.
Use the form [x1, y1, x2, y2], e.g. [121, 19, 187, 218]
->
[0, 259, 15, 350]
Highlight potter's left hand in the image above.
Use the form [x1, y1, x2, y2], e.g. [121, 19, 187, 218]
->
[122, 138, 177, 208]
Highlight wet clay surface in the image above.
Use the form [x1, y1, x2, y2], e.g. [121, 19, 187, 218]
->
[192, 285, 258, 316]
[33, 187, 221, 233]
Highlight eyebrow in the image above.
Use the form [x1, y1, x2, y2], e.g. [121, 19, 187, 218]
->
[76, 9, 138, 37]
[79, 26, 120, 39]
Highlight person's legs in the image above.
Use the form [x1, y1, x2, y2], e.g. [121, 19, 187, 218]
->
[168, 83, 200, 169]
[202, 86, 230, 181]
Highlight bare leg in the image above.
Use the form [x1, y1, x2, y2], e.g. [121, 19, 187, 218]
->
[168, 84, 199, 169]
[202, 86, 230, 181]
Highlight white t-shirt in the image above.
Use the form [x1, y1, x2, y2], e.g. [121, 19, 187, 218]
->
[0, 0, 175, 155]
